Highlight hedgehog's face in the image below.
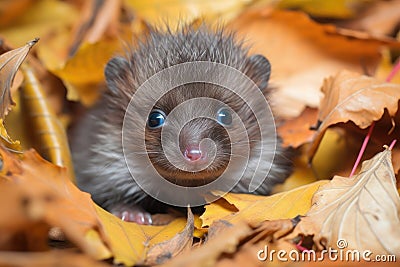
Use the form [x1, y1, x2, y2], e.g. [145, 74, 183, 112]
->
[143, 83, 261, 186]
[105, 52, 273, 188]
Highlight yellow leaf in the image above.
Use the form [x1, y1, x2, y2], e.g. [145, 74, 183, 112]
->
[56, 41, 120, 84]
[124, 0, 254, 29]
[201, 198, 238, 227]
[0, 119, 21, 153]
[278, 0, 368, 18]
[21, 64, 75, 182]
[201, 180, 328, 227]
[84, 230, 113, 260]
[95, 205, 193, 266]
[193, 214, 207, 238]
[0, 0, 79, 46]
[37, 31, 122, 106]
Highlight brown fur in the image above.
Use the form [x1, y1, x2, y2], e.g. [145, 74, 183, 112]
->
[70, 26, 292, 212]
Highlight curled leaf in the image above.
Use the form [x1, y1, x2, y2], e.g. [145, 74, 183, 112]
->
[309, 70, 400, 158]
[20, 63, 75, 182]
[145, 208, 194, 265]
[0, 38, 37, 119]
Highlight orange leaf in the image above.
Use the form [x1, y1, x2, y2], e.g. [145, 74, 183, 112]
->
[277, 107, 318, 148]
[0, 146, 111, 259]
[0, 250, 111, 267]
[228, 9, 400, 118]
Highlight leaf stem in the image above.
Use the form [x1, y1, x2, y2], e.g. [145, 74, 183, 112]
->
[385, 57, 400, 82]
[389, 140, 397, 150]
[350, 123, 375, 177]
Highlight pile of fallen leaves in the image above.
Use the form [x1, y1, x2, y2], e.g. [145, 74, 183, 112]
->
[0, 0, 400, 266]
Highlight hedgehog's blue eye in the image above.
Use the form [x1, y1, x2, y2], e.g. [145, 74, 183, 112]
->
[217, 107, 232, 126]
[147, 109, 166, 129]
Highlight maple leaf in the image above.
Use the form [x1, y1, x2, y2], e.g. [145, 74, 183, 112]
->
[294, 147, 400, 256]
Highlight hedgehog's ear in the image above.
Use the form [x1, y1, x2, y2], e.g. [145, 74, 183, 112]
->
[104, 56, 131, 94]
[245, 54, 271, 91]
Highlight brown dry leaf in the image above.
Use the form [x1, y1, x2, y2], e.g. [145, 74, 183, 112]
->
[163, 219, 297, 267]
[335, 0, 400, 38]
[201, 180, 328, 227]
[0, 146, 111, 259]
[216, 219, 298, 267]
[228, 9, 400, 118]
[0, 38, 37, 119]
[95, 205, 193, 266]
[318, 70, 400, 128]
[68, 0, 120, 56]
[309, 70, 400, 158]
[161, 221, 252, 267]
[294, 148, 400, 255]
[278, 107, 318, 148]
[145, 208, 194, 265]
[0, 250, 111, 267]
[20, 64, 75, 182]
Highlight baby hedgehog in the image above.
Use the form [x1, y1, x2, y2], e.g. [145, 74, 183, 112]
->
[71, 26, 292, 224]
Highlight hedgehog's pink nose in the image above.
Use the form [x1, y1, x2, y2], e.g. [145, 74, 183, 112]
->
[184, 145, 203, 161]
